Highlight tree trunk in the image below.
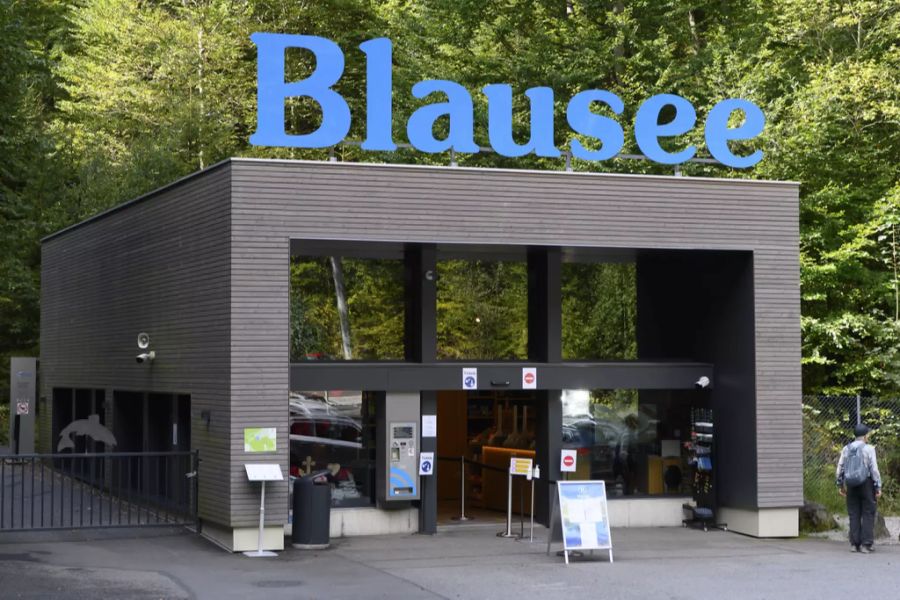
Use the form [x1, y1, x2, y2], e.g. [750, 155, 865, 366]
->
[197, 26, 205, 170]
[330, 256, 353, 359]
[893, 225, 898, 322]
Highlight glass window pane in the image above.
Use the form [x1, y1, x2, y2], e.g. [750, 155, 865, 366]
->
[437, 259, 527, 360]
[289, 390, 375, 508]
[561, 262, 637, 360]
[290, 257, 405, 361]
[562, 389, 671, 497]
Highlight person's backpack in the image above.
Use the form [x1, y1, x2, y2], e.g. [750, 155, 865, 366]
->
[843, 443, 870, 488]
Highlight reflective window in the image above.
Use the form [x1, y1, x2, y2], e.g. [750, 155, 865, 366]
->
[289, 390, 376, 507]
[437, 259, 527, 360]
[561, 262, 636, 360]
[290, 257, 405, 361]
[562, 389, 688, 497]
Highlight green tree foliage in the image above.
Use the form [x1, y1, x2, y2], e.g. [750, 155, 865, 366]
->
[290, 257, 405, 360]
[436, 260, 528, 360]
[2, 0, 900, 396]
[562, 262, 636, 360]
[0, 0, 71, 401]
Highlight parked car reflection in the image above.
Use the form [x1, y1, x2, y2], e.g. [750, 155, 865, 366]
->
[289, 391, 371, 507]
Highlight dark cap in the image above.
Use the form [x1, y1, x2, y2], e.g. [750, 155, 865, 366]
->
[854, 424, 870, 437]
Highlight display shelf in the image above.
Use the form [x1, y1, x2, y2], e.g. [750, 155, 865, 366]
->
[682, 408, 726, 531]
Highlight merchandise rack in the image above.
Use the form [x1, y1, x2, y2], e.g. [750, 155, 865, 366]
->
[682, 407, 727, 532]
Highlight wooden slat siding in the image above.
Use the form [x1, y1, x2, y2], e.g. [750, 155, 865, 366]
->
[40, 163, 233, 526]
[229, 159, 802, 514]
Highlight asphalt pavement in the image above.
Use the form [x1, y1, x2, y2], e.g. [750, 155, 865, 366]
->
[0, 523, 898, 599]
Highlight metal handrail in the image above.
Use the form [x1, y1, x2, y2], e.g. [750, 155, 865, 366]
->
[7, 451, 197, 460]
[437, 454, 508, 473]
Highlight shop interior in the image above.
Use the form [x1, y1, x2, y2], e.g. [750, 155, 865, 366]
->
[436, 389, 710, 524]
[437, 390, 538, 522]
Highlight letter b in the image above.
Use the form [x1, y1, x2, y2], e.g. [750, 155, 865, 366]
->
[250, 33, 350, 148]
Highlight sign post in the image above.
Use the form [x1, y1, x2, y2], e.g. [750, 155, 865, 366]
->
[243, 463, 284, 558]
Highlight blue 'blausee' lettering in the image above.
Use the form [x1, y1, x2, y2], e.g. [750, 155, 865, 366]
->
[407, 80, 478, 153]
[249, 34, 765, 168]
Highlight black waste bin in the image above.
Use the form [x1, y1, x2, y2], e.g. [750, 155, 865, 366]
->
[292, 471, 331, 549]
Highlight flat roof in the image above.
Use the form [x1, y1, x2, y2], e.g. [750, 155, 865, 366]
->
[42, 157, 799, 243]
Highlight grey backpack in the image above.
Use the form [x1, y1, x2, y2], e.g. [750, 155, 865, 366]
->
[844, 444, 869, 488]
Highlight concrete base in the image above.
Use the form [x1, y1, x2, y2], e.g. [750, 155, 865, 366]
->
[202, 522, 285, 553]
[329, 507, 419, 537]
[719, 507, 799, 538]
[607, 496, 688, 527]
[283, 507, 420, 539]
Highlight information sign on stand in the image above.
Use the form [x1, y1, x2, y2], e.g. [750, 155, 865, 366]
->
[509, 457, 533, 476]
[243, 463, 284, 558]
[499, 457, 535, 538]
[546, 480, 613, 565]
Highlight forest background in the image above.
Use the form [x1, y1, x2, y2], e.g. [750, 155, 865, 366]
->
[2, 0, 899, 406]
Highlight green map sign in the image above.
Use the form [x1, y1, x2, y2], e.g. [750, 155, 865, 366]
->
[244, 427, 277, 453]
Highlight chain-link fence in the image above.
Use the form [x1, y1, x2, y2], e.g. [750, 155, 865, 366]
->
[803, 395, 900, 516]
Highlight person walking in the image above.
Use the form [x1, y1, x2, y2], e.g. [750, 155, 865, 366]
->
[836, 424, 882, 553]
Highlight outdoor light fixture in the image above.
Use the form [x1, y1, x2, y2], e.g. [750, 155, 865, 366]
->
[136, 332, 155, 363]
[695, 376, 710, 389]
[200, 409, 211, 429]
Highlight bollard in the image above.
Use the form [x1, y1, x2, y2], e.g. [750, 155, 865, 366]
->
[530, 472, 535, 542]
[451, 456, 470, 521]
[498, 471, 516, 538]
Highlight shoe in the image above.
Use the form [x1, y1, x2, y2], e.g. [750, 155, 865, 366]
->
[860, 546, 872, 554]
[850, 545, 860, 553]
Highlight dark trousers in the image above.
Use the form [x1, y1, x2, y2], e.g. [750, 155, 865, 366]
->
[846, 479, 876, 548]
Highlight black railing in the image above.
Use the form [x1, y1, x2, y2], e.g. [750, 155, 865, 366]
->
[0, 451, 199, 532]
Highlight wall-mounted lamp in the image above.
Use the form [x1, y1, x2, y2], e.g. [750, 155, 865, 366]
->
[136, 332, 155, 364]
[200, 409, 211, 430]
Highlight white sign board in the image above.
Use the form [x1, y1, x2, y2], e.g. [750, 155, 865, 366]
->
[244, 463, 284, 482]
[557, 480, 612, 559]
[522, 367, 537, 389]
[422, 415, 437, 438]
[16, 402, 29, 416]
[419, 451, 435, 476]
[560, 449, 577, 472]
[462, 367, 478, 390]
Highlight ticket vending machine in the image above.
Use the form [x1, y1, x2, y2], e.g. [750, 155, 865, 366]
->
[377, 392, 420, 505]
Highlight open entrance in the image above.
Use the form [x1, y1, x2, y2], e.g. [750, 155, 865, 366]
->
[437, 390, 539, 523]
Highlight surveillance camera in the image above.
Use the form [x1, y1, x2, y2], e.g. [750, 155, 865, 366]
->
[695, 376, 710, 389]
[136, 351, 156, 364]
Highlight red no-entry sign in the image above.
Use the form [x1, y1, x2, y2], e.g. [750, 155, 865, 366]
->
[522, 367, 537, 389]
[560, 449, 577, 472]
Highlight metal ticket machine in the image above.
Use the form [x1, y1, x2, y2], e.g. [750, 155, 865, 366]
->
[377, 392, 420, 505]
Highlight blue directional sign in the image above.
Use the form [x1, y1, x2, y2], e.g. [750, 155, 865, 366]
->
[419, 452, 435, 476]
[462, 367, 478, 390]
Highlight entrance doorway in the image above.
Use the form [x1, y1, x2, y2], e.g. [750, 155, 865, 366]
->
[436, 391, 539, 523]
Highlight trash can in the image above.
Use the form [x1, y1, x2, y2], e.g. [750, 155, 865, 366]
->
[291, 471, 331, 549]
